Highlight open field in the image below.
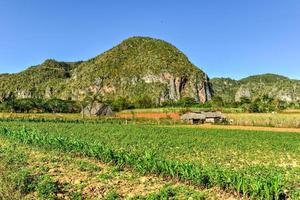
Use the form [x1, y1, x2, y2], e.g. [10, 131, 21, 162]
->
[119, 109, 300, 128]
[226, 113, 300, 128]
[0, 121, 299, 199]
[118, 110, 300, 129]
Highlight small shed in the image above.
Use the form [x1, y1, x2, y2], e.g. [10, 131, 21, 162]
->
[81, 102, 113, 117]
[201, 111, 225, 123]
[180, 111, 225, 124]
[180, 113, 206, 124]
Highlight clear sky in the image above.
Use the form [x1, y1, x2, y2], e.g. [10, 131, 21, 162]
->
[0, 0, 299, 79]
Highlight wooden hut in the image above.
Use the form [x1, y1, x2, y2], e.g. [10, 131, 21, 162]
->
[81, 102, 113, 117]
[180, 113, 206, 124]
[201, 111, 225, 123]
[181, 111, 225, 124]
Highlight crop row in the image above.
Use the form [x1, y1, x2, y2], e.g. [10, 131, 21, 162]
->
[0, 135, 208, 199]
[0, 116, 178, 125]
[0, 127, 296, 199]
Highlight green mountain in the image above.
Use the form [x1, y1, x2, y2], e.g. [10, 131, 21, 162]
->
[211, 73, 300, 103]
[0, 37, 212, 104]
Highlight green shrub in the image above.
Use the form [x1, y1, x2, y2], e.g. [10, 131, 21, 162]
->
[36, 175, 59, 199]
[12, 169, 36, 194]
[110, 97, 133, 111]
[133, 95, 154, 108]
[104, 190, 120, 200]
[176, 97, 197, 107]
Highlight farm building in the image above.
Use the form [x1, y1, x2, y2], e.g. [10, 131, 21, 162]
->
[180, 113, 206, 124]
[202, 111, 225, 123]
[81, 102, 113, 117]
[181, 111, 225, 124]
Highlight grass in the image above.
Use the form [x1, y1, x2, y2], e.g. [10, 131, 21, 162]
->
[0, 121, 299, 199]
[226, 113, 300, 128]
[131, 185, 206, 200]
[119, 108, 300, 128]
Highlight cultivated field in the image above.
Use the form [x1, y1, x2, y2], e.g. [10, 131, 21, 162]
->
[0, 120, 299, 199]
[0, 136, 215, 200]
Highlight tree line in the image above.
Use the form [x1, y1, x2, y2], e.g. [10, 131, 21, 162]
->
[0, 94, 298, 114]
[0, 98, 80, 113]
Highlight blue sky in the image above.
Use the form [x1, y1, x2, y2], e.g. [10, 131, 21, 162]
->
[0, 0, 299, 79]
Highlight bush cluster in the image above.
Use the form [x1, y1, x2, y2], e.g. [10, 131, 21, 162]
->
[0, 98, 80, 113]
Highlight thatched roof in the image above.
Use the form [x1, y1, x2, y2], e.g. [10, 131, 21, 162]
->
[181, 111, 226, 121]
[201, 111, 224, 118]
[81, 102, 113, 116]
[181, 113, 206, 120]
[96, 105, 113, 116]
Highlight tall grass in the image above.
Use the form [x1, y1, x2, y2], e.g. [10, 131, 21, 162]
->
[227, 113, 300, 128]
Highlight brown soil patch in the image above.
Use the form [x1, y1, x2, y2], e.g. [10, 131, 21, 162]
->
[116, 112, 180, 120]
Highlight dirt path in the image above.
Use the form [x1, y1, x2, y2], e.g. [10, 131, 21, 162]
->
[179, 124, 300, 133]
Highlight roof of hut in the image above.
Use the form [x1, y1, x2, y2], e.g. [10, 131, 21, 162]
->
[180, 113, 206, 120]
[201, 111, 224, 118]
[96, 105, 113, 116]
[81, 102, 113, 116]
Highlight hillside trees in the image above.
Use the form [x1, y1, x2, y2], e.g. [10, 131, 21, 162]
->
[110, 97, 134, 111]
[0, 98, 79, 113]
[240, 95, 288, 113]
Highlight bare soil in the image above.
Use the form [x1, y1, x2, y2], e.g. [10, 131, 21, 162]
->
[116, 112, 180, 119]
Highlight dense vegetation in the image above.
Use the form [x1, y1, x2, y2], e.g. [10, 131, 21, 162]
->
[134, 95, 290, 113]
[0, 95, 289, 114]
[1, 121, 299, 199]
[0, 98, 80, 113]
[0, 59, 82, 99]
[211, 74, 300, 104]
[0, 94, 294, 114]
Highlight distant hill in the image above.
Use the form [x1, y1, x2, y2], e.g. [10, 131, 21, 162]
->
[0, 37, 212, 105]
[211, 73, 300, 103]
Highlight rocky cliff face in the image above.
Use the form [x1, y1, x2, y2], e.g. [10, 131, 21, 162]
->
[0, 37, 212, 104]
